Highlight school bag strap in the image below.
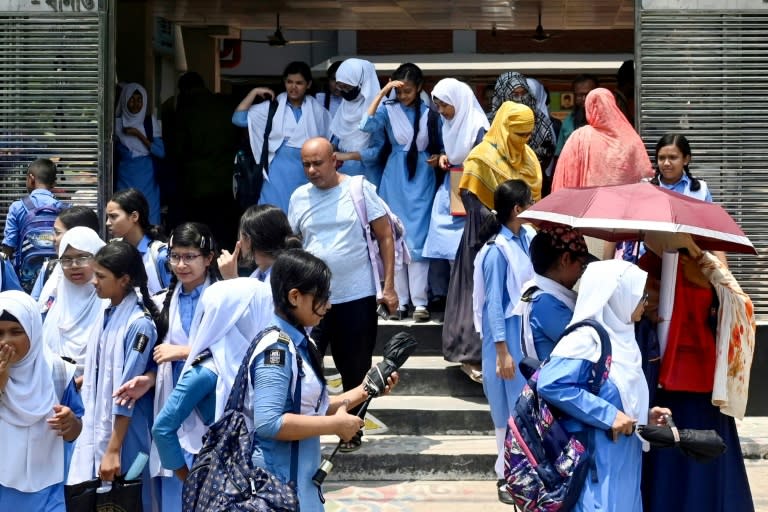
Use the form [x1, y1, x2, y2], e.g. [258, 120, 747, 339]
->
[556, 319, 613, 395]
[348, 175, 383, 298]
[260, 99, 279, 175]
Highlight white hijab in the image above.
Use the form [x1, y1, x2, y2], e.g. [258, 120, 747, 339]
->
[42, 227, 107, 372]
[386, 102, 429, 152]
[0, 290, 63, 492]
[177, 278, 273, 454]
[330, 58, 380, 152]
[551, 260, 650, 424]
[68, 291, 147, 484]
[247, 92, 330, 166]
[432, 78, 490, 165]
[115, 83, 159, 157]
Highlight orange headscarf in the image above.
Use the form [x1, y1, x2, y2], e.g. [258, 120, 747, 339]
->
[460, 101, 542, 208]
[552, 88, 653, 191]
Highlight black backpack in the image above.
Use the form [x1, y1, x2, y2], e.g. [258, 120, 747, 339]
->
[182, 327, 300, 512]
[233, 100, 279, 209]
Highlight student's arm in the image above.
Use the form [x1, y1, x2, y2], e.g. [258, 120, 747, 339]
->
[530, 295, 573, 361]
[370, 215, 398, 314]
[47, 379, 84, 442]
[114, 317, 158, 417]
[234, 87, 275, 113]
[99, 415, 130, 481]
[366, 80, 401, 117]
[2, 202, 21, 259]
[482, 247, 515, 380]
[1, 259, 23, 292]
[152, 366, 217, 480]
[251, 343, 364, 443]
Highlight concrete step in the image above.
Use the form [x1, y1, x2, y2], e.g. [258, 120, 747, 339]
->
[374, 315, 444, 356]
[364, 395, 493, 436]
[318, 426, 768, 482]
[324, 355, 485, 397]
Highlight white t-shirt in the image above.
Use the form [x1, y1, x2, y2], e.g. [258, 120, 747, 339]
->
[288, 176, 386, 304]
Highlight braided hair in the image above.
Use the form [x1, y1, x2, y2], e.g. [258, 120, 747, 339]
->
[156, 222, 221, 342]
[650, 133, 702, 192]
[94, 240, 161, 323]
[389, 63, 424, 180]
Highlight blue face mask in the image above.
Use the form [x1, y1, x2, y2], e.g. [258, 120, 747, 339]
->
[339, 85, 361, 102]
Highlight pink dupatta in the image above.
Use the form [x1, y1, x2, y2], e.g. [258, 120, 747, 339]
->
[552, 88, 653, 191]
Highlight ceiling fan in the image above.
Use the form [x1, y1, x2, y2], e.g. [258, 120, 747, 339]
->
[241, 13, 325, 47]
[531, 4, 559, 43]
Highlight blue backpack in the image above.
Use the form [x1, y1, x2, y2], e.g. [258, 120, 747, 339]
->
[182, 327, 300, 512]
[504, 319, 612, 511]
[15, 196, 65, 293]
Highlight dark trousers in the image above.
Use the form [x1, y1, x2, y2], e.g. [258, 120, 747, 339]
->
[313, 295, 378, 415]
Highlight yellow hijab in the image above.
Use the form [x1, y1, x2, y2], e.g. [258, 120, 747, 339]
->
[460, 101, 542, 208]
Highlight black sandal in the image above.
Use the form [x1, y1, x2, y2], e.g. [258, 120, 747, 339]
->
[338, 430, 363, 453]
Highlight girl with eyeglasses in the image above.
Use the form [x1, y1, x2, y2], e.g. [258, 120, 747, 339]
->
[68, 240, 161, 511]
[113, 222, 221, 510]
[41, 227, 107, 379]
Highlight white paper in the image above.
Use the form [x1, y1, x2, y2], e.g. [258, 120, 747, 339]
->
[657, 252, 679, 358]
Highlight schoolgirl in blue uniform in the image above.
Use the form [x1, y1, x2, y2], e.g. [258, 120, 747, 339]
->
[249, 249, 398, 511]
[151, 277, 274, 481]
[217, 204, 303, 282]
[423, 78, 490, 302]
[106, 188, 171, 294]
[330, 58, 386, 188]
[114, 83, 165, 225]
[471, 179, 536, 503]
[361, 63, 438, 321]
[67, 241, 160, 511]
[232, 61, 331, 213]
[513, 225, 592, 361]
[145, 222, 220, 511]
[0, 291, 83, 511]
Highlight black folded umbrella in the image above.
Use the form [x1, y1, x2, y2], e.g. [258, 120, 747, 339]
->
[636, 416, 726, 463]
[363, 332, 418, 397]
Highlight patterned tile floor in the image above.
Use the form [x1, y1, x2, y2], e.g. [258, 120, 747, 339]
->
[324, 460, 768, 511]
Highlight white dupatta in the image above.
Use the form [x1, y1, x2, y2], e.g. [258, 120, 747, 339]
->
[68, 292, 144, 484]
[385, 102, 429, 152]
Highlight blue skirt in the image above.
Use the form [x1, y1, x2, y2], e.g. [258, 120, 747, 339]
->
[641, 390, 754, 512]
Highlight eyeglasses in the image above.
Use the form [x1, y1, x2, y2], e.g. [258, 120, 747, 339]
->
[169, 253, 203, 265]
[58, 255, 93, 269]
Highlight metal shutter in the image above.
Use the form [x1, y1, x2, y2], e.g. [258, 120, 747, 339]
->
[0, 4, 110, 229]
[637, 8, 768, 321]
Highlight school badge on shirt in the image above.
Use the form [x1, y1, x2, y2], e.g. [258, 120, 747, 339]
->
[265, 349, 285, 366]
[133, 333, 150, 353]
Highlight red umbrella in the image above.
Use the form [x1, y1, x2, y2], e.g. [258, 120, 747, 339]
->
[518, 182, 756, 254]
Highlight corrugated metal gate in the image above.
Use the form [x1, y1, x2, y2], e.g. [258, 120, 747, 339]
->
[637, 5, 768, 321]
[0, 1, 111, 230]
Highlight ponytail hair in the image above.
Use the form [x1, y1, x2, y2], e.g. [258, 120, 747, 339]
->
[651, 133, 701, 192]
[475, 179, 532, 250]
[156, 222, 221, 342]
[390, 63, 424, 180]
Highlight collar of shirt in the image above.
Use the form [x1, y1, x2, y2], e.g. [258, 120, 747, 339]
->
[271, 314, 308, 349]
[30, 188, 55, 199]
[179, 283, 203, 300]
[499, 224, 531, 254]
[136, 234, 152, 254]
[659, 173, 690, 191]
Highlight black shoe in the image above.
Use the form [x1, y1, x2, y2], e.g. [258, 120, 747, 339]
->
[429, 295, 446, 313]
[496, 479, 517, 506]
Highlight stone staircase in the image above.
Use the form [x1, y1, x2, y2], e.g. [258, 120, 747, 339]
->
[322, 315, 499, 481]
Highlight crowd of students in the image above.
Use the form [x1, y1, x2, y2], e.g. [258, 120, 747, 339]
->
[0, 55, 757, 512]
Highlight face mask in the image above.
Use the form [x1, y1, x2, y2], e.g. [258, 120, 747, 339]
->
[339, 86, 361, 102]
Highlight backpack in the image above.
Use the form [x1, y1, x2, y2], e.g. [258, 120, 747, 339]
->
[182, 327, 300, 512]
[504, 319, 612, 512]
[233, 100, 279, 209]
[15, 196, 66, 293]
[348, 174, 410, 300]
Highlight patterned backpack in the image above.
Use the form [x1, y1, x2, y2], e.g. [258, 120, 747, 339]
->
[182, 327, 300, 512]
[15, 195, 65, 293]
[504, 319, 612, 511]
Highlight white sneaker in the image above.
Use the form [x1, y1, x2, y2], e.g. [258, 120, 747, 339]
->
[412, 306, 430, 322]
